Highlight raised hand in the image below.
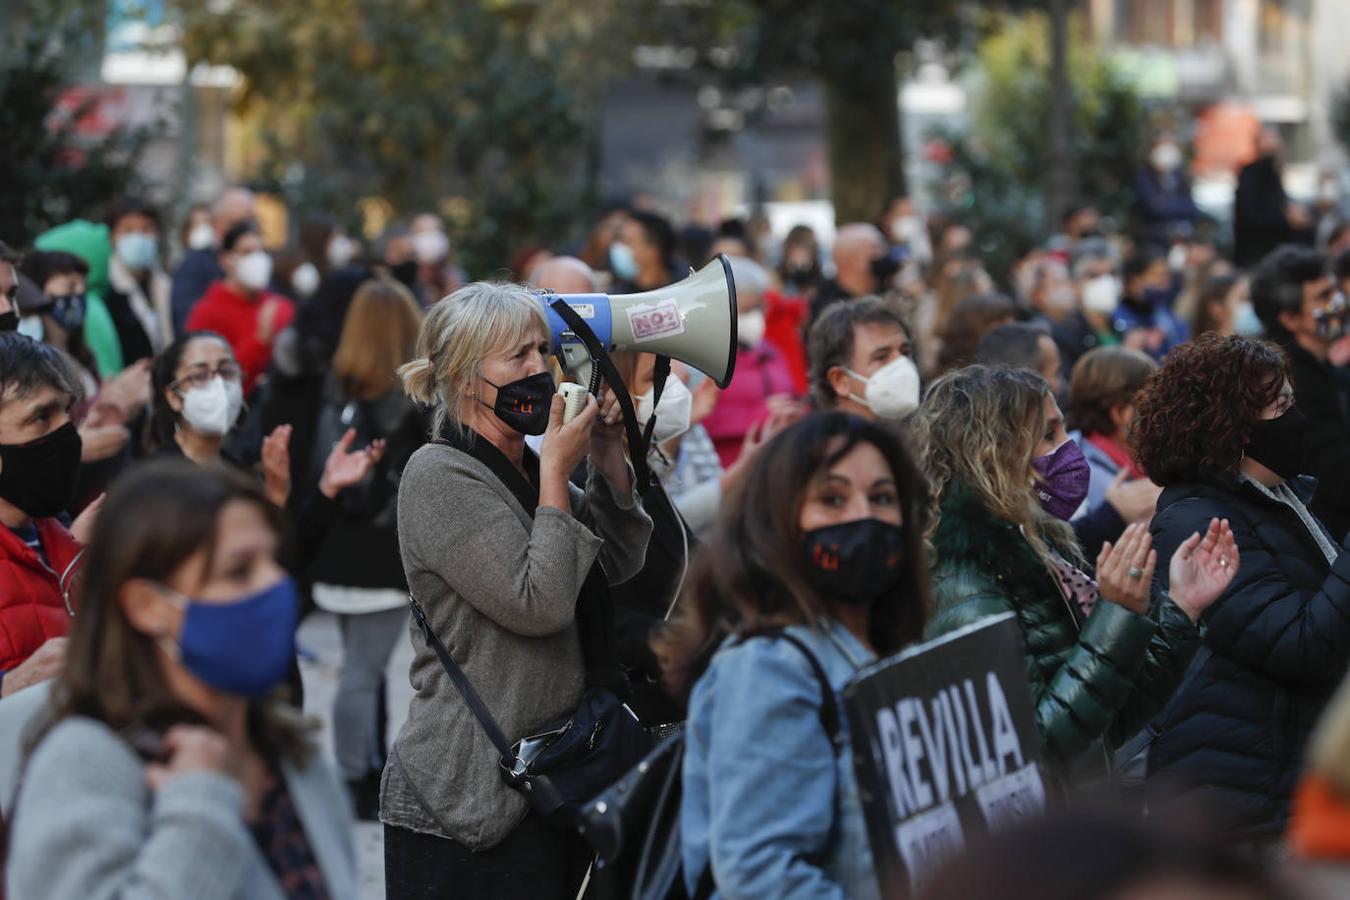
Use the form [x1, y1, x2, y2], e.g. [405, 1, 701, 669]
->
[261, 424, 292, 508]
[1096, 522, 1156, 615]
[319, 428, 386, 499]
[1168, 517, 1239, 622]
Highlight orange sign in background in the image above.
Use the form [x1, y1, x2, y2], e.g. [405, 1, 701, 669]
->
[1192, 102, 1263, 176]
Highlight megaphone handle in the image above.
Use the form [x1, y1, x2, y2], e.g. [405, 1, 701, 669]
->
[560, 383, 589, 424]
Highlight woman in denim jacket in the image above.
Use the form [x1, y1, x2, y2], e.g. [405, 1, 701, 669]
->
[658, 412, 931, 899]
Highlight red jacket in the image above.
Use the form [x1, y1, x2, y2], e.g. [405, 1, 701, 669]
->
[186, 280, 294, 393]
[764, 289, 808, 394]
[0, 519, 81, 673]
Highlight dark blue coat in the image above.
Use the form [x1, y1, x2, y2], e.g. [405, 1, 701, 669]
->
[1147, 476, 1350, 837]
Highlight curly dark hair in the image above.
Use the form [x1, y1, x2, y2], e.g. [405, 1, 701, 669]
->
[1131, 334, 1289, 487]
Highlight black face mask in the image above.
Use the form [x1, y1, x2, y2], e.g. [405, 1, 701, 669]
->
[0, 310, 16, 333]
[870, 250, 902, 287]
[801, 518, 905, 607]
[482, 371, 555, 436]
[1245, 406, 1307, 481]
[390, 260, 418, 291]
[0, 421, 83, 518]
[46, 293, 86, 333]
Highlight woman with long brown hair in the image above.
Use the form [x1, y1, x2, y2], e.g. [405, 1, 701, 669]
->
[659, 411, 929, 899]
[6, 460, 354, 899]
[918, 365, 1236, 771]
[308, 277, 425, 819]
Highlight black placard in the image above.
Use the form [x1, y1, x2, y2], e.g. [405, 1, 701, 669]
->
[845, 614, 1048, 897]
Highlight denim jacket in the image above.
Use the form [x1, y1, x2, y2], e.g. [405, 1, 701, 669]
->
[681, 619, 879, 900]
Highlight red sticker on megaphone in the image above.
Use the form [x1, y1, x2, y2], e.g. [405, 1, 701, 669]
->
[628, 299, 686, 343]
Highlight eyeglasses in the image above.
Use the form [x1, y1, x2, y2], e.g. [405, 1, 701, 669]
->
[172, 362, 241, 392]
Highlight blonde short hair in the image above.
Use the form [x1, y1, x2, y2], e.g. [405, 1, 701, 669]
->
[399, 281, 549, 438]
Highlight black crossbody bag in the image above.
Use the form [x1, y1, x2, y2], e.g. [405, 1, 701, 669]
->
[410, 429, 650, 827]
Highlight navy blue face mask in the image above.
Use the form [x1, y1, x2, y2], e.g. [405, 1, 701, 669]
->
[44, 293, 86, 333]
[160, 577, 298, 698]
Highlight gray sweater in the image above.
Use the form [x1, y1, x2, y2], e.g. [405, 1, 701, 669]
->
[6, 716, 356, 900]
[380, 441, 651, 849]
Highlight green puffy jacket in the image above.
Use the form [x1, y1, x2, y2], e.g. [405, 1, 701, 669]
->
[926, 481, 1200, 768]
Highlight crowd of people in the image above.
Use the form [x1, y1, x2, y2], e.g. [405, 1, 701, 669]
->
[2, 122, 1350, 899]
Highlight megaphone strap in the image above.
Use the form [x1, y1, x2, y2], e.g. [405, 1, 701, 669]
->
[547, 297, 657, 497]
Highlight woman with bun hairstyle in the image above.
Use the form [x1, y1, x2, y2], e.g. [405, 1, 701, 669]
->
[381, 281, 650, 900]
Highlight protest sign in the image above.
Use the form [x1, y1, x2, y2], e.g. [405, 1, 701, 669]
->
[845, 613, 1047, 896]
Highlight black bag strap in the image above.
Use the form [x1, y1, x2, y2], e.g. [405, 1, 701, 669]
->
[776, 632, 843, 754]
[547, 298, 657, 496]
[640, 354, 672, 448]
[736, 629, 843, 754]
[407, 593, 515, 763]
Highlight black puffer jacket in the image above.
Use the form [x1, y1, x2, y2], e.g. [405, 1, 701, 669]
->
[1147, 476, 1350, 837]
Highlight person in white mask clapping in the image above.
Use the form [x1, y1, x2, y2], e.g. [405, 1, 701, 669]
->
[149, 332, 380, 510]
[808, 296, 922, 424]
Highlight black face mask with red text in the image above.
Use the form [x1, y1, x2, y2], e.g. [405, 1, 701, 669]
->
[801, 518, 905, 607]
[482, 371, 554, 436]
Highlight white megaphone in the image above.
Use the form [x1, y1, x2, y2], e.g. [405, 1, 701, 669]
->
[536, 254, 739, 392]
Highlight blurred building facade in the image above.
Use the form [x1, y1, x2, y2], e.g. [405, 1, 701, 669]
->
[1087, 0, 1350, 173]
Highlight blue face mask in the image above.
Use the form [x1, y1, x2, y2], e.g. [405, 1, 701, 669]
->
[115, 232, 158, 271]
[609, 241, 639, 281]
[160, 577, 298, 698]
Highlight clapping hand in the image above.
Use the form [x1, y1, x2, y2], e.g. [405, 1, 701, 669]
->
[319, 428, 386, 499]
[1167, 517, 1238, 622]
[261, 424, 292, 508]
[1096, 522, 1156, 615]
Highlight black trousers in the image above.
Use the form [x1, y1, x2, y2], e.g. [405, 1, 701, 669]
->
[384, 815, 591, 900]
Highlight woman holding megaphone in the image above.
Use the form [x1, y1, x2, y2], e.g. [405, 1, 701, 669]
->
[382, 281, 651, 900]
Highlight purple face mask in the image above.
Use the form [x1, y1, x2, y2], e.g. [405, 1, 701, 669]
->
[1032, 439, 1091, 520]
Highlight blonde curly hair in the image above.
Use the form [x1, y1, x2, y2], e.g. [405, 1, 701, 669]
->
[914, 364, 1080, 570]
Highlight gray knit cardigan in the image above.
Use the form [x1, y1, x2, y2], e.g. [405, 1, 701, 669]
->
[380, 442, 652, 849]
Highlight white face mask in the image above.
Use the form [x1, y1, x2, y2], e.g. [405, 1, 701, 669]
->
[845, 354, 921, 421]
[1150, 142, 1183, 172]
[411, 230, 449, 265]
[291, 262, 320, 297]
[326, 234, 355, 269]
[636, 375, 693, 447]
[738, 308, 766, 347]
[179, 375, 244, 436]
[234, 250, 273, 292]
[1082, 274, 1121, 315]
[1167, 243, 1189, 272]
[188, 223, 216, 251]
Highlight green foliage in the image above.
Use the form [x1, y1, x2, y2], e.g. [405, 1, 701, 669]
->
[933, 13, 1149, 280]
[1, 0, 147, 247]
[174, 0, 630, 275]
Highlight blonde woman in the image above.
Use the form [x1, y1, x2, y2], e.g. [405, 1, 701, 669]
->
[381, 282, 651, 899]
[307, 277, 426, 819]
[916, 365, 1236, 769]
